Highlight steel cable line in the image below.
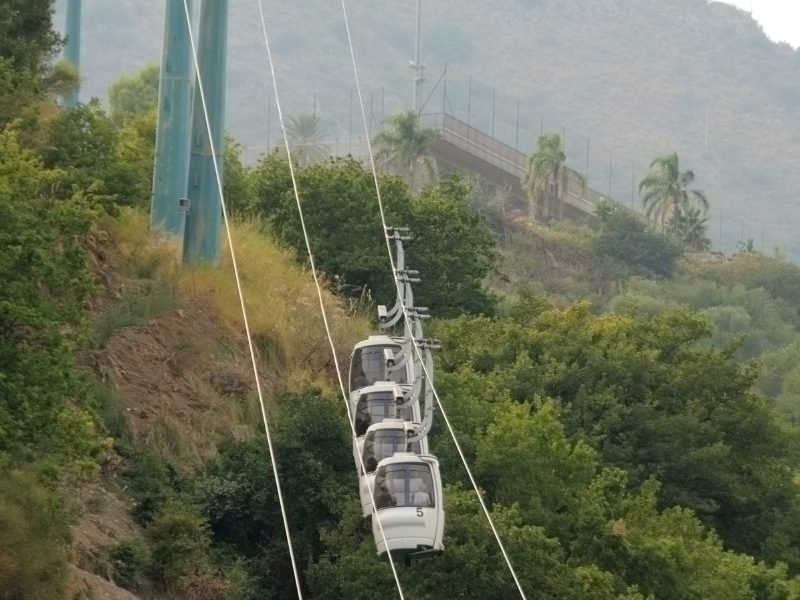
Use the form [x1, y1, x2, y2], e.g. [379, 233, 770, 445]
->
[179, 1, 304, 597]
[340, 1, 529, 597]
[253, 1, 408, 597]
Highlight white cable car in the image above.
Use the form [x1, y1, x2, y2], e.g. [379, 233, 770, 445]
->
[349, 336, 413, 397]
[350, 383, 417, 437]
[371, 453, 444, 560]
[356, 419, 428, 516]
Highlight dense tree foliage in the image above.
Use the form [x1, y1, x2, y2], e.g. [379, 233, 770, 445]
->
[688, 252, 800, 310]
[0, 14, 159, 593]
[249, 154, 406, 302]
[0, 130, 101, 466]
[248, 154, 498, 315]
[592, 204, 683, 277]
[113, 291, 800, 598]
[434, 299, 800, 569]
[0, 0, 63, 126]
[405, 175, 499, 316]
[39, 99, 155, 210]
[107, 63, 159, 125]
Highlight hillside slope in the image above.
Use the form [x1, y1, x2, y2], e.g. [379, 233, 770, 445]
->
[61, 210, 370, 595]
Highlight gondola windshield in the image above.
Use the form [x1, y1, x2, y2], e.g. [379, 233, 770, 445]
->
[373, 463, 435, 508]
[355, 391, 413, 435]
[350, 345, 407, 391]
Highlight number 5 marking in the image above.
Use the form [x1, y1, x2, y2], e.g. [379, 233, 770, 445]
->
[416, 507, 424, 517]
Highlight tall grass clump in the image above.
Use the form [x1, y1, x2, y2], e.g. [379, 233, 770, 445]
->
[98, 208, 180, 281]
[178, 219, 371, 385]
[102, 209, 370, 386]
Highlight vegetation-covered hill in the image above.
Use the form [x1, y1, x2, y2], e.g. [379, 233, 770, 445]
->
[61, 0, 800, 257]
[7, 3, 800, 598]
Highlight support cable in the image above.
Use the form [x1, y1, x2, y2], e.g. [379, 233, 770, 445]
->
[340, 2, 529, 597]
[179, 1, 303, 597]
[254, 1, 407, 597]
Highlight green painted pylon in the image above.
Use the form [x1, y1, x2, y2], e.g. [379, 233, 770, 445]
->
[183, 0, 228, 264]
[151, 0, 194, 236]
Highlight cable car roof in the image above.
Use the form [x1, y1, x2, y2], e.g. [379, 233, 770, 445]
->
[351, 382, 406, 397]
[352, 335, 404, 351]
[378, 453, 439, 467]
[365, 418, 414, 434]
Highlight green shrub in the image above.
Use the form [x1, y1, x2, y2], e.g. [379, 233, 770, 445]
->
[593, 209, 683, 277]
[95, 380, 133, 448]
[0, 470, 70, 599]
[110, 538, 150, 591]
[145, 501, 212, 589]
[126, 450, 187, 524]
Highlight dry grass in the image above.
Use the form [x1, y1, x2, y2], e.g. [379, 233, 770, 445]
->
[102, 208, 370, 384]
[177, 219, 370, 385]
[98, 208, 181, 282]
[97, 209, 371, 465]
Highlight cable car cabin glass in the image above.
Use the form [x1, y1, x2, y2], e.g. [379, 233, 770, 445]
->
[354, 392, 414, 436]
[362, 431, 420, 474]
[349, 345, 407, 392]
[373, 463, 435, 509]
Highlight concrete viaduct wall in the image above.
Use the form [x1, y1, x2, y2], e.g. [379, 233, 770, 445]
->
[422, 112, 621, 221]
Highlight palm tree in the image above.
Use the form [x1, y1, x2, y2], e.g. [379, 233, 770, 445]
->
[523, 133, 578, 220]
[736, 238, 758, 255]
[669, 206, 711, 251]
[285, 113, 328, 165]
[639, 152, 708, 230]
[373, 111, 438, 191]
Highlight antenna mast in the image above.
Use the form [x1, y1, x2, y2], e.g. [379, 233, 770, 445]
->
[410, 0, 424, 112]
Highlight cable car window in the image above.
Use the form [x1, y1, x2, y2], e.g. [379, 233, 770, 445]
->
[355, 391, 397, 435]
[349, 345, 406, 392]
[362, 431, 420, 473]
[397, 398, 414, 421]
[373, 463, 435, 509]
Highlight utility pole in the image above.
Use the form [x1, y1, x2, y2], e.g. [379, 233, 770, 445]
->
[491, 88, 496, 137]
[151, 0, 194, 236]
[585, 138, 590, 183]
[63, 0, 82, 107]
[184, 0, 229, 264]
[442, 63, 448, 116]
[349, 88, 353, 155]
[266, 94, 271, 152]
[467, 74, 472, 130]
[410, 0, 424, 112]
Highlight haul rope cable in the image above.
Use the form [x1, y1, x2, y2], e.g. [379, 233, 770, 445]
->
[254, 1, 408, 596]
[340, 1, 529, 597]
[180, 1, 304, 597]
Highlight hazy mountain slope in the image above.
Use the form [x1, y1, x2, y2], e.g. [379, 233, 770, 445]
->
[56, 0, 799, 256]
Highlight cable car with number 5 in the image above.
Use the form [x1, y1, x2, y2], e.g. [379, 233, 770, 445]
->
[356, 419, 427, 516]
[371, 453, 444, 560]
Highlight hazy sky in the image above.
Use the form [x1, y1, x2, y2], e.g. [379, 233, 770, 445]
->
[719, 0, 800, 47]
